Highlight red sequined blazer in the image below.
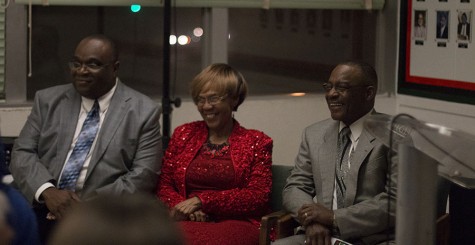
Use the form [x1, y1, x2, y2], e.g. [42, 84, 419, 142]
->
[156, 120, 273, 224]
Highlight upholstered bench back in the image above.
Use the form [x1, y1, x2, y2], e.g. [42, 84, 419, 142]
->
[270, 165, 293, 211]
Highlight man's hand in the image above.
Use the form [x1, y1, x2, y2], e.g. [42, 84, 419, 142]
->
[298, 203, 334, 227]
[305, 223, 332, 245]
[41, 187, 81, 220]
[171, 196, 202, 221]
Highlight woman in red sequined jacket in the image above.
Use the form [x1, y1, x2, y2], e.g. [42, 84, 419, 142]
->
[156, 64, 273, 245]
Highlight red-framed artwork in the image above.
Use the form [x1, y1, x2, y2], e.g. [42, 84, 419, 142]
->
[399, 0, 475, 105]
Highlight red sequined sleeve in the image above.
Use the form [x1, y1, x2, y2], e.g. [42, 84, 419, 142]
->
[156, 126, 188, 208]
[197, 132, 273, 217]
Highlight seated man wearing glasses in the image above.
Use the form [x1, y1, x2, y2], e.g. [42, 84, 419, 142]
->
[274, 61, 396, 245]
[9, 34, 162, 244]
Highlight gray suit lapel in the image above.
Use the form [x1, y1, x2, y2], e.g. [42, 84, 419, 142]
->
[345, 129, 375, 206]
[319, 123, 339, 208]
[86, 82, 131, 180]
[55, 89, 81, 178]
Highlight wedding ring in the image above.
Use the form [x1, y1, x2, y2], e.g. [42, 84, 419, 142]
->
[304, 212, 308, 218]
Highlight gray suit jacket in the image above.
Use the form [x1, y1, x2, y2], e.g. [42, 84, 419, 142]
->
[10, 81, 162, 203]
[282, 115, 396, 244]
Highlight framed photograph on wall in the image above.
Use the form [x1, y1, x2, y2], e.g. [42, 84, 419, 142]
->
[457, 10, 472, 41]
[414, 10, 428, 39]
[436, 11, 449, 40]
[399, 0, 475, 105]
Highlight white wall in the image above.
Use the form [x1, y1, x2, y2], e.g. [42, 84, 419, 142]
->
[169, 93, 398, 165]
[0, 93, 397, 165]
[171, 93, 475, 165]
[170, 94, 330, 165]
[2, 92, 475, 166]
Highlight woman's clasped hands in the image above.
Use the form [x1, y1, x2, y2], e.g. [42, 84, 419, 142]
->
[171, 196, 210, 222]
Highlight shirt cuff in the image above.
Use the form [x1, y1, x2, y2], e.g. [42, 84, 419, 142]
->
[35, 182, 55, 203]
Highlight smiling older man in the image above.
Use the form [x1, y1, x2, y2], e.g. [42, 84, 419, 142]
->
[274, 61, 396, 245]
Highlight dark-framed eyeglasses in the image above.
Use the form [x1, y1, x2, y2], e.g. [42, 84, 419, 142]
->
[68, 61, 112, 71]
[196, 95, 227, 106]
[322, 83, 371, 93]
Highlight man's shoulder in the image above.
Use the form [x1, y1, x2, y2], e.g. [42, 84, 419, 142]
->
[36, 84, 73, 97]
[119, 82, 152, 99]
[117, 82, 158, 108]
[304, 118, 336, 132]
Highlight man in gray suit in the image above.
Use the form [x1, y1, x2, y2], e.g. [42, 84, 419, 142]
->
[276, 61, 396, 245]
[9, 34, 162, 243]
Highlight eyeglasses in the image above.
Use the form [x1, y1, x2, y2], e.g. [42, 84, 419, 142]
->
[196, 95, 227, 106]
[68, 61, 112, 71]
[322, 83, 370, 93]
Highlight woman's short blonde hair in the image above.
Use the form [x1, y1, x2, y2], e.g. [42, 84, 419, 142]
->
[190, 63, 248, 111]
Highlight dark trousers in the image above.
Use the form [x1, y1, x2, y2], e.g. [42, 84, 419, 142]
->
[33, 204, 57, 245]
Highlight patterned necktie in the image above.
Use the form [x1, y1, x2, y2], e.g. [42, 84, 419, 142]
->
[59, 100, 100, 191]
[335, 126, 351, 209]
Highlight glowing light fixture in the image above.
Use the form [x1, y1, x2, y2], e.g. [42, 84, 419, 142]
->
[169, 35, 177, 45]
[178, 35, 190, 45]
[290, 92, 306, 97]
[193, 27, 204, 37]
[130, 4, 141, 12]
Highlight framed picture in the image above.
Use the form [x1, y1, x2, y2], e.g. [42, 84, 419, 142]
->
[414, 10, 428, 39]
[436, 11, 449, 40]
[457, 10, 472, 41]
[399, 0, 475, 105]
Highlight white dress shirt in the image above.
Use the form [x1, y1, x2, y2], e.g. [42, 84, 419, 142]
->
[331, 111, 372, 210]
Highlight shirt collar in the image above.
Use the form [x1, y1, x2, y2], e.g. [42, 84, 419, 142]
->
[339, 110, 373, 142]
[80, 78, 118, 113]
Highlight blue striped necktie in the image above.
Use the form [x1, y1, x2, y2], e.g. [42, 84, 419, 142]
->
[59, 100, 100, 191]
[335, 126, 351, 209]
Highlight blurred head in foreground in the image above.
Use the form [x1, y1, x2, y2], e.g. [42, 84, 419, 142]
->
[49, 194, 184, 245]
